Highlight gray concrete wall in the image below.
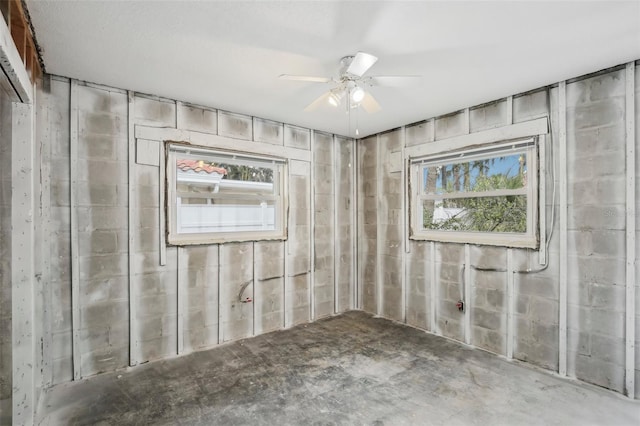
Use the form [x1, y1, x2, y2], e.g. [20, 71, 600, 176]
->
[36, 77, 356, 385]
[565, 69, 626, 392]
[358, 62, 640, 398]
[0, 85, 12, 408]
[357, 136, 378, 313]
[635, 65, 640, 398]
[313, 132, 335, 319]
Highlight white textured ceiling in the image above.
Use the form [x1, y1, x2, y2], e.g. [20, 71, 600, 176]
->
[27, 1, 640, 138]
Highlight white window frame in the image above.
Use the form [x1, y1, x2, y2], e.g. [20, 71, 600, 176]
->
[409, 137, 539, 248]
[166, 142, 288, 245]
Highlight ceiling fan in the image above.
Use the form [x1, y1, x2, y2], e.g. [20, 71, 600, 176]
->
[279, 52, 420, 114]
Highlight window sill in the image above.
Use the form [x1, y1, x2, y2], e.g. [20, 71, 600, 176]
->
[409, 231, 538, 249]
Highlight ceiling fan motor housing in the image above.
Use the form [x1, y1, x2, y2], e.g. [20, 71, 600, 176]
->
[339, 55, 356, 77]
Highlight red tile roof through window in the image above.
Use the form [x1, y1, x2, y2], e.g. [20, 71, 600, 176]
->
[177, 159, 227, 175]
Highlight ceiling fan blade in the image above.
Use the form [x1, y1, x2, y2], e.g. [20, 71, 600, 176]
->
[360, 92, 382, 114]
[304, 92, 332, 112]
[346, 52, 378, 77]
[369, 75, 422, 87]
[279, 75, 332, 83]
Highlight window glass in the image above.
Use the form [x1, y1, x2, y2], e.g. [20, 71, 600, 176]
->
[168, 144, 286, 244]
[411, 138, 538, 248]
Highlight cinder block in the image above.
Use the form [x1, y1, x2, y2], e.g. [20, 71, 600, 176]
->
[568, 151, 625, 182]
[52, 356, 73, 385]
[586, 70, 625, 102]
[108, 321, 129, 347]
[567, 98, 625, 131]
[78, 85, 127, 116]
[568, 177, 626, 206]
[435, 111, 467, 140]
[568, 124, 625, 157]
[470, 100, 507, 133]
[289, 160, 310, 177]
[284, 125, 310, 150]
[573, 353, 624, 393]
[437, 243, 464, 263]
[439, 316, 463, 342]
[406, 297, 429, 330]
[568, 204, 625, 231]
[139, 334, 177, 362]
[178, 104, 217, 134]
[138, 293, 178, 318]
[218, 111, 252, 140]
[80, 301, 129, 330]
[79, 111, 125, 137]
[590, 283, 625, 310]
[79, 253, 127, 281]
[379, 128, 401, 152]
[77, 206, 127, 231]
[80, 278, 110, 305]
[567, 256, 625, 287]
[51, 181, 71, 207]
[78, 325, 110, 355]
[405, 120, 433, 146]
[590, 309, 624, 339]
[567, 329, 591, 356]
[135, 96, 176, 127]
[590, 333, 625, 366]
[514, 339, 558, 371]
[528, 297, 558, 325]
[137, 316, 164, 341]
[472, 326, 505, 356]
[78, 230, 120, 255]
[513, 89, 549, 123]
[516, 275, 557, 300]
[314, 131, 333, 151]
[253, 117, 283, 145]
[77, 183, 123, 207]
[51, 331, 72, 360]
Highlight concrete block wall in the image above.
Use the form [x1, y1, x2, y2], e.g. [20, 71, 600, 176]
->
[378, 129, 403, 322]
[40, 79, 73, 385]
[313, 132, 335, 319]
[636, 66, 640, 398]
[335, 137, 355, 313]
[76, 85, 130, 376]
[566, 69, 627, 392]
[357, 136, 378, 313]
[132, 95, 178, 364]
[0, 84, 12, 408]
[358, 61, 640, 399]
[35, 77, 355, 387]
[286, 135, 312, 326]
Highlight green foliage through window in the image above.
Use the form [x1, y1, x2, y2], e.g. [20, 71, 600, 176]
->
[422, 155, 528, 234]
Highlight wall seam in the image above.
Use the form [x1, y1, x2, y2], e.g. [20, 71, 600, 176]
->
[376, 134, 383, 316]
[69, 79, 80, 380]
[624, 61, 636, 399]
[333, 135, 339, 314]
[309, 130, 315, 321]
[401, 127, 407, 323]
[558, 80, 568, 377]
[127, 90, 138, 367]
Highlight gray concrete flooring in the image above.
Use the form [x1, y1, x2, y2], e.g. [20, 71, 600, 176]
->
[36, 311, 639, 425]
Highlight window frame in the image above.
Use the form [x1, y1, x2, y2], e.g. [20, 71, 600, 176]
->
[166, 142, 288, 245]
[409, 137, 539, 248]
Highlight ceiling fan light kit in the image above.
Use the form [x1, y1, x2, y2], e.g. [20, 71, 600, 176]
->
[280, 51, 421, 136]
[350, 86, 365, 103]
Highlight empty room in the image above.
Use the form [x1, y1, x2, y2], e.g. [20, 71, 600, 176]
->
[1, 0, 640, 425]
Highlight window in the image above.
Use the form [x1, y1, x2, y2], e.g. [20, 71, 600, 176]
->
[167, 143, 287, 245]
[410, 137, 538, 248]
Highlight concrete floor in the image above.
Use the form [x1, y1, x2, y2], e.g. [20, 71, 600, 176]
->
[36, 311, 639, 425]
